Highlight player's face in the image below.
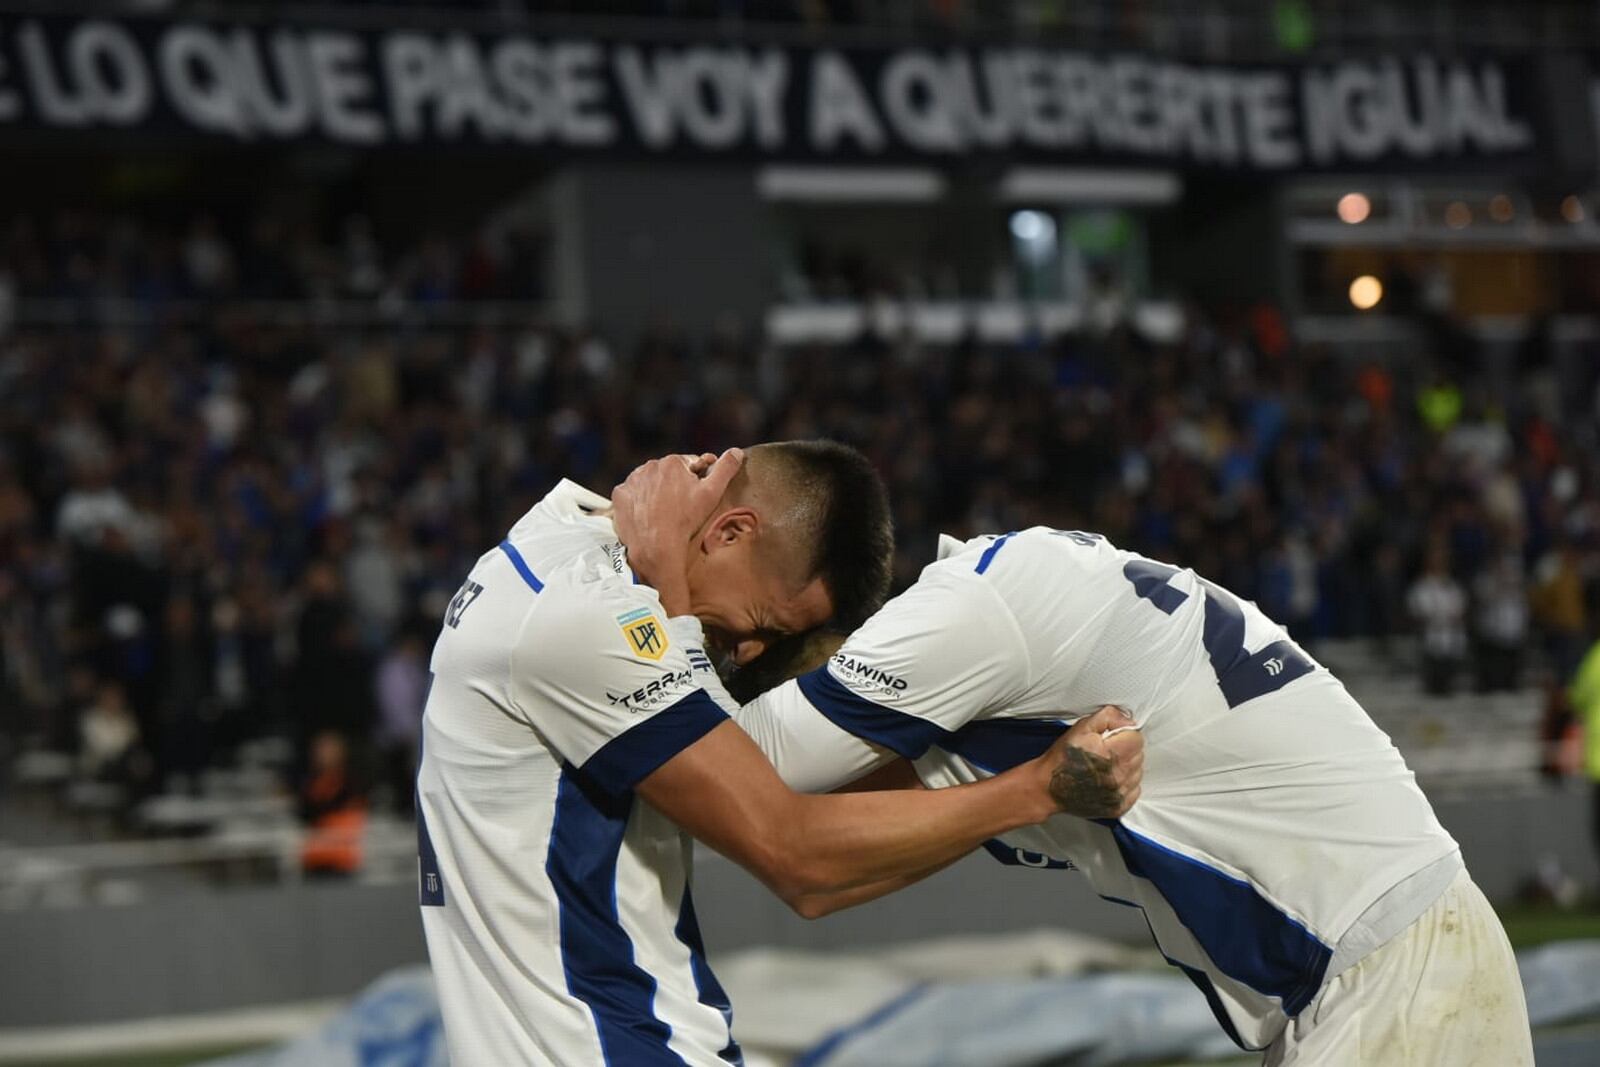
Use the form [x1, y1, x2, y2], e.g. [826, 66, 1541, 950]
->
[692, 563, 833, 667]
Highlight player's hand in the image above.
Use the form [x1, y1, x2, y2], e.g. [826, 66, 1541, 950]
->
[611, 448, 744, 613]
[1038, 706, 1144, 819]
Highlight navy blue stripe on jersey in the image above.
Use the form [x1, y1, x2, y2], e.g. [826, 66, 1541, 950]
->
[416, 805, 445, 906]
[547, 769, 684, 1066]
[581, 689, 728, 795]
[1201, 583, 1247, 670]
[1218, 640, 1317, 707]
[416, 713, 445, 907]
[1125, 559, 1317, 709]
[941, 718, 1066, 774]
[1123, 558, 1190, 614]
[796, 667, 951, 759]
[1097, 873, 1260, 1049]
[1108, 824, 1332, 1017]
[981, 838, 1075, 869]
[674, 886, 743, 1065]
[1101, 877, 1262, 1052]
[1175, 962, 1256, 1052]
[498, 539, 545, 593]
[1108, 878, 1260, 1051]
[973, 532, 1015, 575]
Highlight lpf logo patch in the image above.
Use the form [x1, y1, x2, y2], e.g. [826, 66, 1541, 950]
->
[617, 607, 668, 661]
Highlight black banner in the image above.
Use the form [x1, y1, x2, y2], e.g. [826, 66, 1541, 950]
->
[0, 13, 1559, 173]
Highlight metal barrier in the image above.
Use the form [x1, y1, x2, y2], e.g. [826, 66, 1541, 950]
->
[0, 818, 420, 909]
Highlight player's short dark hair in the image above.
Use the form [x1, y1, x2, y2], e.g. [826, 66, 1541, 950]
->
[726, 629, 845, 705]
[751, 439, 893, 631]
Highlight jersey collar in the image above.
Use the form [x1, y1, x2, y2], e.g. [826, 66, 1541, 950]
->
[507, 479, 613, 542]
[550, 478, 613, 514]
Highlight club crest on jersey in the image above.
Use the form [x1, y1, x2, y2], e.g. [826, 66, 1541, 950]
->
[617, 607, 668, 661]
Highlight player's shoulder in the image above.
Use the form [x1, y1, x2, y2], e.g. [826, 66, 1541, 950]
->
[522, 557, 675, 665]
[910, 528, 1131, 635]
[926, 526, 1125, 580]
[530, 550, 664, 621]
[847, 533, 1035, 635]
[495, 478, 640, 605]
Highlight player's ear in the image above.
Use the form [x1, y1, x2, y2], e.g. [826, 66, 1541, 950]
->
[701, 507, 759, 552]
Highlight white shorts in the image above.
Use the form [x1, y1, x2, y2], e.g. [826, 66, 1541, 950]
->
[1265, 869, 1533, 1067]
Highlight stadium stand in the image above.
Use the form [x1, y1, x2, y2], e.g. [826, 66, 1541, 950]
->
[1, 3, 1598, 1063]
[1, 201, 1596, 898]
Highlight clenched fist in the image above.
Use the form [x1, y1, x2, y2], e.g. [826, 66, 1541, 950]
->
[1039, 706, 1144, 819]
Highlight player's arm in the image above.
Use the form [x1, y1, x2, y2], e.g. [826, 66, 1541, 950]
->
[830, 758, 924, 792]
[780, 744, 952, 917]
[634, 708, 1132, 917]
[512, 585, 1135, 918]
[669, 620, 904, 791]
[781, 859, 954, 919]
[640, 583, 1138, 911]
[728, 716, 1134, 918]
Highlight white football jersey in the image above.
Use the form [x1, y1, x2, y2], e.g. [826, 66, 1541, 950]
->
[416, 480, 742, 1066]
[735, 526, 1462, 1052]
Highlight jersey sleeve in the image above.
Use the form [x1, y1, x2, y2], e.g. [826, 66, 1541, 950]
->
[791, 563, 1031, 761]
[661, 615, 893, 793]
[508, 583, 728, 796]
[733, 679, 894, 792]
[664, 615, 740, 716]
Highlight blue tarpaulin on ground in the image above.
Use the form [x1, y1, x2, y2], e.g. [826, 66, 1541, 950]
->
[205, 968, 445, 1067]
[206, 939, 1600, 1067]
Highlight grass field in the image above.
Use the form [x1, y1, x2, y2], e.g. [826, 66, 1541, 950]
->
[1498, 902, 1600, 948]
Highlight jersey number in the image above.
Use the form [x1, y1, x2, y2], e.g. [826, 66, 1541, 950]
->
[1122, 559, 1313, 708]
[445, 579, 485, 629]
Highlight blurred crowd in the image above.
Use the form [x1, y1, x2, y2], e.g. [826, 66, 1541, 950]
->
[3, 207, 1600, 834]
[0, 210, 546, 310]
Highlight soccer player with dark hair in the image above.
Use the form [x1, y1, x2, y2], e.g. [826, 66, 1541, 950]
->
[415, 444, 1144, 1065]
[615, 452, 1535, 1067]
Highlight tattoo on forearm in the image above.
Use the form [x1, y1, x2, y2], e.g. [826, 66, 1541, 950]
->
[1050, 747, 1122, 817]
